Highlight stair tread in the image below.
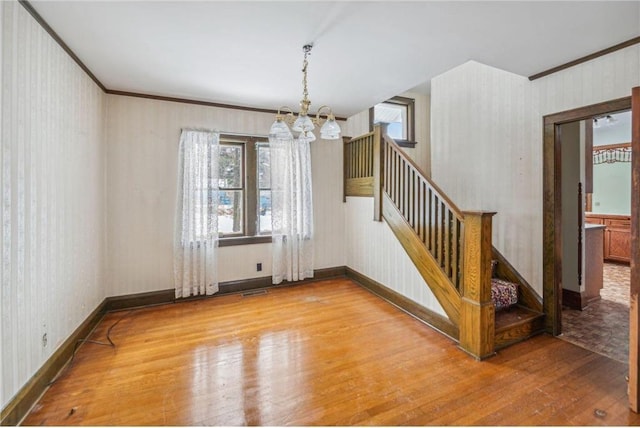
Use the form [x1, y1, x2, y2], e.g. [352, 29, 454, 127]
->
[495, 305, 544, 332]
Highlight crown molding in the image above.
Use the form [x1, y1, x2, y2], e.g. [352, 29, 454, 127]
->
[18, 0, 106, 91]
[17, 0, 348, 121]
[529, 36, 640, 81]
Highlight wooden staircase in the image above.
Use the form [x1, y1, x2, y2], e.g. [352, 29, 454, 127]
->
[344, 125, 544, 358]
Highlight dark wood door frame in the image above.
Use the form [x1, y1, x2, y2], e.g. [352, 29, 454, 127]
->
[542, 96, 631, 336]
[630, 87, 640, 412]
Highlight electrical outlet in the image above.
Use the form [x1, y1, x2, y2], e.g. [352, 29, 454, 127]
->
[42, 333, 48, 348]
[256, 263, 262, 272]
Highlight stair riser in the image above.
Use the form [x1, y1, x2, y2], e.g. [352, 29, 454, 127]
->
[495, 316, 545, 349]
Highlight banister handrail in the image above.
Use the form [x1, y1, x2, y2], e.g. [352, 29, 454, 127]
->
[347, 131, 375, 142]
[382, 134, 463, 221]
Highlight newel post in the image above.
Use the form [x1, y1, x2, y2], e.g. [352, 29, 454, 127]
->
[372, 123, 387, 221]
[459, 211, 497, 360]
[342, 136, 351, 203]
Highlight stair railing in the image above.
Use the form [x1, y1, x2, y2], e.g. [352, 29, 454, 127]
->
[382, 134, 464, 291]
[343, 129, 376, 200]
[344, 124, 496, 359]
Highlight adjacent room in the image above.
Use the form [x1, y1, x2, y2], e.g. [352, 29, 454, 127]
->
[561, 111, 633, 363]
[2, 1, 640, 425]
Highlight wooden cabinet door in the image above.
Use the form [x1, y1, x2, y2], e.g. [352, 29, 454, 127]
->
[604, 218, 631, 263]
[608, 227, 631, 263]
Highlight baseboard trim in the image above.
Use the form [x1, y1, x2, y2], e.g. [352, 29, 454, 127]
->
[562, 288, 585, 310]
[562, 288, 601, 311]
[1, 300, 108, 426]
[0, 266, 347, 425]
[218, 266, 347, 295]
[105, 266, 348, 310]
[105, 289, 175, 311]
[345, 267, 459, 341]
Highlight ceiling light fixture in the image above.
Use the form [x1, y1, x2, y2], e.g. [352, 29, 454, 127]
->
[269, 44, 341, 142]
[593, 114, 618, 128]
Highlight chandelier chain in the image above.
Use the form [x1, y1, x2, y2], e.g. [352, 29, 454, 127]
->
[302, 46, 310, 103]
[302, 58, 308, 101]
[269, 43, 341, 141]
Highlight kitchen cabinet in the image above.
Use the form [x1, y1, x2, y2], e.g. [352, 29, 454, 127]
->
[585, 213, 631, 264]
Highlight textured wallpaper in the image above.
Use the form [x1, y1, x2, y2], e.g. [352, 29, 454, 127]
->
[345, 197, 447, 318]
[1, 2, 106, 408]
[104, 95, 347, 297]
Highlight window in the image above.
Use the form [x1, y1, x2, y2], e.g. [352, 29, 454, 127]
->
[369, 96, 416, 148]
[257, 143, 272, 235]
[218, 134, 271, 246]
[218, 143, 244, 235]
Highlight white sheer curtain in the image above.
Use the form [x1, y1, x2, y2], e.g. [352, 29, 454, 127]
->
[269, 135, 314, 284]
[174, 129, 220, 298]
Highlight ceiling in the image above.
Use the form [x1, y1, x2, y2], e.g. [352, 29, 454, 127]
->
[30, 1, 640, 118]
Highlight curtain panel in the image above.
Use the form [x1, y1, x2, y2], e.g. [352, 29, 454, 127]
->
[174, 130, 220, 298]
[269, 135, 314, 284]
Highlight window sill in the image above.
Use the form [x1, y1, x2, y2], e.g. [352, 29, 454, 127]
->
[218, 235, 273, 247]
[394, 139, 417, 148]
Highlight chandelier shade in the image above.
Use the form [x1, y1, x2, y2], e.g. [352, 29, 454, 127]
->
[269, 118, 293, 139]
[270, 44, 341, 141]
[320, 117, 341, 140]
[292, 115, 315, 133]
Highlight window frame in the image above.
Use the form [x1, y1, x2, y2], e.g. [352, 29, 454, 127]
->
[369, 95, 416, 148]
[217, 134, 273, 247]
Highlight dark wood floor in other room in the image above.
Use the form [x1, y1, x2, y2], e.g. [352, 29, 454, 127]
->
[22, 278, 640, 426]
[562, 262, 630, 363]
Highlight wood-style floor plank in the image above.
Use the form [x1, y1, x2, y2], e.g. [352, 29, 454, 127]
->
[21, 278, 640, 426]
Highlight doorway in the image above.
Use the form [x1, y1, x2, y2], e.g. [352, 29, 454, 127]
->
[543, 91, 640, 410]
[542, 96, 631, 336]
[554, 111, 632, 363]
[542, 86, 640, 412]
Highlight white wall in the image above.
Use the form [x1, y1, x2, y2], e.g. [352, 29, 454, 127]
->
[345, 197, 447, 318]
[534, 45, 640, 117]
[1, 1, 5, 409]
[105, 95, 346, 296]
[431, 60, 540, 292]
[592, 162, 631, 215]
[430, 44, 640, 296]
[1, 2, 106, 409]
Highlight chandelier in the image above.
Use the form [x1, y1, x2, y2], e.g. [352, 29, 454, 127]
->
[269, 44, 342, 141]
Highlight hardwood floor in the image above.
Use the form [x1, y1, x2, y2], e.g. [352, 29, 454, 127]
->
[22, 278, 640, 426]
